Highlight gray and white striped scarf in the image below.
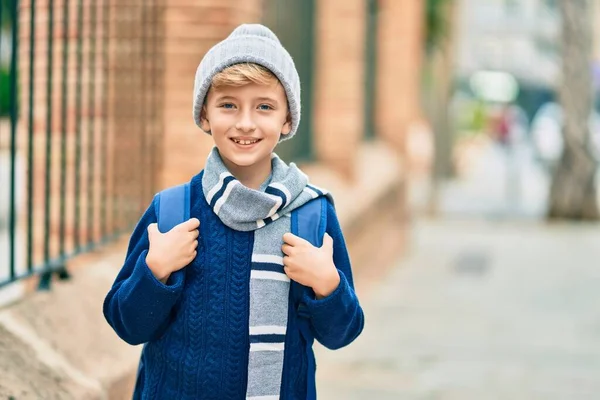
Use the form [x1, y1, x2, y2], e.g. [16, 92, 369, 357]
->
[201, 147, 328, 399]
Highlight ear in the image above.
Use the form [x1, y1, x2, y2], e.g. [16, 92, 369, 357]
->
[199, 104, 211, 133]
[281, 113, 292, 135]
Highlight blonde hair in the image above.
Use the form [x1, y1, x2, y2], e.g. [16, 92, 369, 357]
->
[211, 63, 281, 89]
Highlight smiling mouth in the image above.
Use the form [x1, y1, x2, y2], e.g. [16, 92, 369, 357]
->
[231, 138, 262, 145]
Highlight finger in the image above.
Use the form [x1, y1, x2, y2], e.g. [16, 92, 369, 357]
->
[147, 223, 159, 237]
[321, 232, 334, 249]
[283, 265, 298, 282]
[190, 230, 200, 240]
[281, 244, 293, 256]
[192, 240, 198, 249]
[177, 217, 200, 232]
[283, 232, 310, 247]
[283, 256, 297, 270]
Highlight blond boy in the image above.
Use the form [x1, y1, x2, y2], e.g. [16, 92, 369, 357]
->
[104, 24, 364, 400]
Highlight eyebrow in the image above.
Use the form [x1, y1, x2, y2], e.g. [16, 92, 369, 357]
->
[213, 95, 237, 102]
[213, 95, 279, 105]
[255, 97, 279, 104]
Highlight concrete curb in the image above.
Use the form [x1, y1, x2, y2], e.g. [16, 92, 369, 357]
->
[0, 251, 141, 399]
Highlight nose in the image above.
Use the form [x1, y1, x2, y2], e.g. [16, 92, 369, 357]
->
[235, 109, 256, 133]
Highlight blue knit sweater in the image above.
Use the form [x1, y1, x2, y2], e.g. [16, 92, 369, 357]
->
[103, 171, 364, 399]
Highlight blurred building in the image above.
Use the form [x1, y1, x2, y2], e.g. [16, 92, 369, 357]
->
[456, 0, 560, 88]
[456, 0, 600, 120]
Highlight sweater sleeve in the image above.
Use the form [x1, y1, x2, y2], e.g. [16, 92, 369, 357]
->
[102, 196, 186, 345]
[301, 200, 365, 350]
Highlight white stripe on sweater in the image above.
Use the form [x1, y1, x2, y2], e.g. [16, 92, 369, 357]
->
[249, 325, 287, 335]
[250, 343, 285, 352]
[206, 171, 233, 204]
[251, 254, 284, 265]
[250, 270, 290, 282]
[247, 396, 279, 400]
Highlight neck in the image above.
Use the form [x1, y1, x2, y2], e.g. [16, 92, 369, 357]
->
[221, 155, 272, 190]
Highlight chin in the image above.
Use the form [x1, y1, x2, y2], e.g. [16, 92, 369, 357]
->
[221, 151, 263, 168]
[230, 157, 259, 168]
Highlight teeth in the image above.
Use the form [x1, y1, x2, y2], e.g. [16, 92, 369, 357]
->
[233, 138, 259, 145]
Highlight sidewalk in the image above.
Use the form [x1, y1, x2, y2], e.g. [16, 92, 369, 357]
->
[439, 138, 550, 219]
[315, 218, 600, 399]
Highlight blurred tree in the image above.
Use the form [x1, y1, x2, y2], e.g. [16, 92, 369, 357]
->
[548, 0, 598, 220]
[424, 0, 457, 215]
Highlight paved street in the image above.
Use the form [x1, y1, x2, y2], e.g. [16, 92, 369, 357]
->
[315, 218, 600, 399]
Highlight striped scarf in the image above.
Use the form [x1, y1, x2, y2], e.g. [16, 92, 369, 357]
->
[201, 147, 328, 399]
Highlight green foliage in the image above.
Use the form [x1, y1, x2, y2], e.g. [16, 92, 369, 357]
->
[425, 0, 450, 53]
[0, 0, 13, 30]
[0, 67, 12, 116]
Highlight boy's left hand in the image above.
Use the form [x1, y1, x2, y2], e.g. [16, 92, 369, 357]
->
[282, 232, 340, 299]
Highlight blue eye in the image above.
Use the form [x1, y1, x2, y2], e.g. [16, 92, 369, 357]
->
[220, 103, 235, 109]
[258, 104, 273, 111]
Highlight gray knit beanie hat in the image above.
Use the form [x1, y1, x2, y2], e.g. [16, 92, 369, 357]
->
[192, 24, 301, 141]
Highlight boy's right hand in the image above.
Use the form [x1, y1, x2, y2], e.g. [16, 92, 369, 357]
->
[145, 218, 200, 283]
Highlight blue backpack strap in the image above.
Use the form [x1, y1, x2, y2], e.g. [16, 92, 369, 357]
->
[155, 182, 191, 233]
[293, 197, 327, 247]
[134, 182, 191, 399]
[290, 196, 327, 400]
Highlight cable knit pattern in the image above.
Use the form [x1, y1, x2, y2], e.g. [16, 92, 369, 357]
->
[225, 228, 252, 398]
[184, 182, 207, 398]
[102, 171, 364, 399]
[201, 204, 227, 398]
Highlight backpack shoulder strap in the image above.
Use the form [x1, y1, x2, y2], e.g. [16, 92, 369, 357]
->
[290, 196, 328, 307]
[155, 182, 191, 232]
[136, 182, 191, 398]
[291, 196, 327, 247]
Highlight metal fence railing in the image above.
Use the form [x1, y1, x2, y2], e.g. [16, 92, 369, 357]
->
[0, 0, 164, 291]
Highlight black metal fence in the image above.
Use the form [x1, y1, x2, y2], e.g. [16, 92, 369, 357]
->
[0, 0, 164, 291]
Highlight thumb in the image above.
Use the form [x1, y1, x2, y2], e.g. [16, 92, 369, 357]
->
[321, 232, 334, 250]
[147, 223, 160, 238]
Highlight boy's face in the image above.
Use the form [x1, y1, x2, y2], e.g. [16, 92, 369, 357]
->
[201, 81, 291, 175]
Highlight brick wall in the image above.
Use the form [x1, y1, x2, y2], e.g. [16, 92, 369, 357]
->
[313, 0, 366, 181]
[376, 0, 425, 155]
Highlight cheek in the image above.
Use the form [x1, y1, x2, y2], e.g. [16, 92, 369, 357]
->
[259, 115, 288, 135]
[207, 114, 233, 133]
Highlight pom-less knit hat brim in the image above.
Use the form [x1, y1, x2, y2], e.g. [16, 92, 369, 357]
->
[192, 25, 301, 142]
